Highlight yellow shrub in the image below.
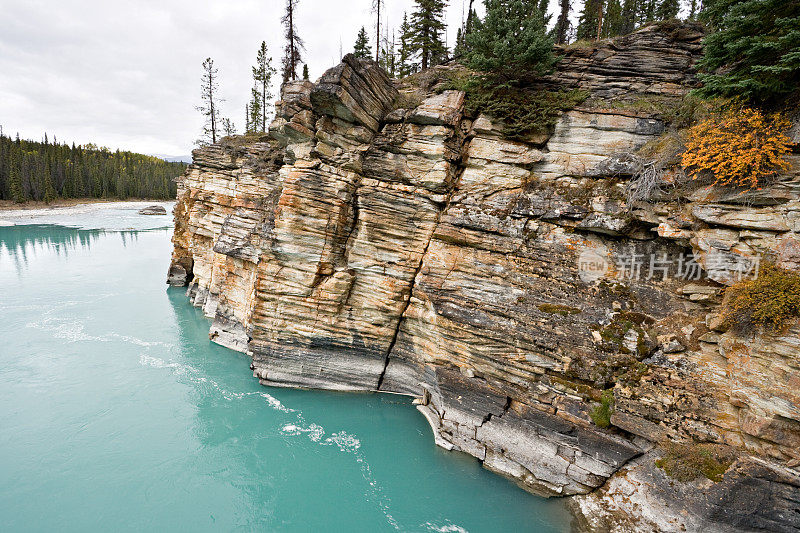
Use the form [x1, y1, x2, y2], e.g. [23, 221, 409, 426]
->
[723, 263, 800, 333]
[681, 107, 792, 189]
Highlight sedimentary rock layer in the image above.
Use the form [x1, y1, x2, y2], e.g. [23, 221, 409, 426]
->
[170, 24, 800, 532]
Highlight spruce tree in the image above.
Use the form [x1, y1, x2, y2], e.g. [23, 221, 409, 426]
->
[639, 0, 656, 23]
[577, 0, 604, 40]
[221, 118, 236, 137]
[303, 64, 309, 79]
[281, 0, 305, 84]
[604, 0, 625, 37]
[620, 0, 637, 34]
[247, 85, 262, 133]
[196, 58, 221, 145]
[698, 0, 800, 103]
[655, 0, 679, 20]
[354, 26, 372, 58]
[8, 153, 24, 203]
[410, 0, 448, 70]
[465, 0, 557, 85]
[554, 0, 572, 44]
[252, 41, 276, 132]
[398, 12, 416, 76]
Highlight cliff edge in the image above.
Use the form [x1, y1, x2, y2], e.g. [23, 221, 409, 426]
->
[169, 23, 800, 532]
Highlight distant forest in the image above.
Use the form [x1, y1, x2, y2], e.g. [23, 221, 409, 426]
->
[0, 133, 186, 203]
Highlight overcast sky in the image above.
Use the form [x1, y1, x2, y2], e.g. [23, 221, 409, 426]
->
[0, 0, 572, 156]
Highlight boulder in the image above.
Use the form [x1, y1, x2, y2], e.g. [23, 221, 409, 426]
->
[138, 205, 167, 215]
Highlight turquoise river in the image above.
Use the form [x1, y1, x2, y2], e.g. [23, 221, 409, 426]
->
[0, 203, 570, 532]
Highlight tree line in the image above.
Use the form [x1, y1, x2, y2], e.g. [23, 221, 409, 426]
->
[0, 133, 184, 203]
[195, 0, 798, 144]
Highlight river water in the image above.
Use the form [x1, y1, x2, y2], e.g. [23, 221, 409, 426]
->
[0, 202, 569, 532]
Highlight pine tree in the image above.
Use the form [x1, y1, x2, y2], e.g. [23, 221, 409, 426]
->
[603, 0, 625, 37]
[281, 0, 305, 84]
[196, 58, 221, 145]
[410, 0, 448, 70]
[251, 41, 276, 133]
[8, 153, 24, 203]
[620, 0, 637, 34]
[656, 0, 679, 20]
[698, 0, 800, 103]
[554, 0, 572, 44]
[577, 0, 604, 40]
[354, 26, 372, 58]
[220, 118, 236, 137]
[303, 64, 309, 79]
[465, 0, 557, 85]
[639, 0, 656, 23]
[398, 13, 415, 76]
[247, 84, 262, 133]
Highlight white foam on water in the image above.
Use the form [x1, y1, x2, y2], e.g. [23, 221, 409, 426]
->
[423, 523, 470, 533]
[137, 350, 400, 530]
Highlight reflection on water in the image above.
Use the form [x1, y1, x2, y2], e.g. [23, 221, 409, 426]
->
[0, 225, 155, 276]
[0, 210, 570, 533]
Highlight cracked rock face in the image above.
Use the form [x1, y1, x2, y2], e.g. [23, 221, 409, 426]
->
[170, 26, 800, 533]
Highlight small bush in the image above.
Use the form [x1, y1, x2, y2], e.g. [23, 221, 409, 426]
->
[590, 389, 614, 428]
[681, 107, 792, 189]
[723, 263, 800, 333]
[655, 442, 737, 482]
[442, 73, 588, 140]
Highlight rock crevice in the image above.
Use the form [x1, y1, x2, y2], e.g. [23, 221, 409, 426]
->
[169, 26, 800, 532]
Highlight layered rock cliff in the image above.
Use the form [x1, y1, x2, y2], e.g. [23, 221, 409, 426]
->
[169, 24, 800, 532]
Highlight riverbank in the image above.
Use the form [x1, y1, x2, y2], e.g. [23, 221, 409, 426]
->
[0, 200, 175, 230]
[0, 198, 173, 211]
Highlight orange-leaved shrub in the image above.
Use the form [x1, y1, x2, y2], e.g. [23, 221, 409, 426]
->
[681, 107, 792, 189]
[723, 263, 800, 333]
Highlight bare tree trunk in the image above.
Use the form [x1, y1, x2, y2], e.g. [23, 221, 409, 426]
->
[209, 79, 216, 143]
[376, 0, 381, 62]
[596, 0, 604, 41]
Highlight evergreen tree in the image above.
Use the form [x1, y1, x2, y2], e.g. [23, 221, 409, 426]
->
[465, 0, 557, 85]
[398, 12, 416, 76]
[281, 0, 305, 84]
[8, 153, 24, 203]
[252, 41, 276, 133]
[247, 84, 262, 133]
[577, 0, 604, 40]
[410, 0, 448, 70]
[196, 58, 221, 145]
[620, 0, 638, 34]
[698, 0, 800, 103]
[354, 26, 372, 58]
[639, 0, 656, 23]
[220, 118, 236, 137]
[603, 0, 625, 37]
[303, 64, 309, 79]
[656, 0, 679, 20]
[0, 133, 183, 202]
[554, 0, 572, 44]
